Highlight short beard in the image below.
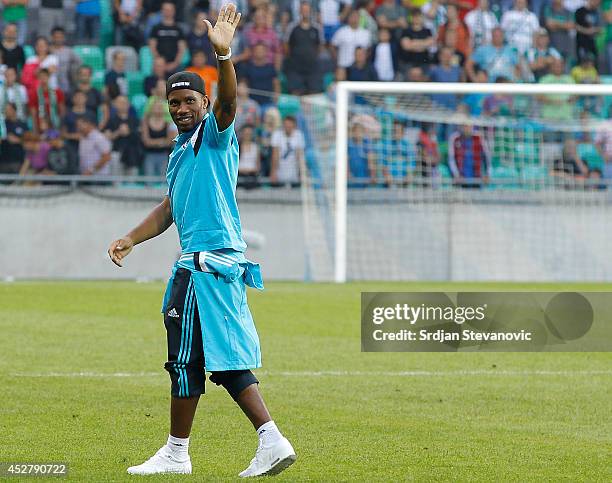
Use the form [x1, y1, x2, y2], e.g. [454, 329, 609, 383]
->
[179, 104, 207, 133]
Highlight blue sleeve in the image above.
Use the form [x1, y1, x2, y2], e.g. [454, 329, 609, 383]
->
[204, 111, 235, 149]
[472, 48, 484, 66]
[509, 48, 519, 65]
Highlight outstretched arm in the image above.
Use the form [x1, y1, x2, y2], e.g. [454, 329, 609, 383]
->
[204, 3, 241, 131]
[108, 196, 173, 267]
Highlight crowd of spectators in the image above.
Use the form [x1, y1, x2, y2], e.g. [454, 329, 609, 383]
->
[0, 0, 610, 186]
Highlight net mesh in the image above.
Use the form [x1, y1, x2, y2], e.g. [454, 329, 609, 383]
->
[299, 87, 612, 282]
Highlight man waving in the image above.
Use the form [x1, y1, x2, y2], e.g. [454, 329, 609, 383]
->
[108, 4, 296, 478]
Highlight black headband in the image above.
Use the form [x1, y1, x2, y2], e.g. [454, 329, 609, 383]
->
[166, 71, 206, 98]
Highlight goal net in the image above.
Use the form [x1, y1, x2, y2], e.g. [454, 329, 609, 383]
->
[298, 82, 612, 283]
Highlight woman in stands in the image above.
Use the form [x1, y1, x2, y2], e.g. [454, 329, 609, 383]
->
[141, 99, 175, 177]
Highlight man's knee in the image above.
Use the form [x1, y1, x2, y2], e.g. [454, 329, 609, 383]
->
[209, 370, 258, 400]
[164, 361, 205, 398]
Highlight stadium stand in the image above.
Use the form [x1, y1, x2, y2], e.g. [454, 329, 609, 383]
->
[0, 0, 610, 187]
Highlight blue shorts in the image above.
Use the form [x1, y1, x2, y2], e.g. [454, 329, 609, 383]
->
[323, 24, 340, 43]
[161, 250, 263, 396]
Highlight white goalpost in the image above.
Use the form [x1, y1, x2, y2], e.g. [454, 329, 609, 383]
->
[324, 81, 612, 283]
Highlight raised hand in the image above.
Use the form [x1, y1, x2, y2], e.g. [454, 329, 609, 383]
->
[204, 3, 242, 56]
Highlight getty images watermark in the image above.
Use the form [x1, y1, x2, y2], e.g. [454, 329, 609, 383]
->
[361, 293, 612, 352]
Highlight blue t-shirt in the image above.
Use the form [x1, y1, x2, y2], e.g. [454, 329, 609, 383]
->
[239, 62, 277, 105]
[471, 45, 518, 82]
[166, 112, 246, 254]
[348, 138, 371, 179]
[380, 138, 415, 179]
[76, 0, 100, 16]
[462, 138, 475, 178]
[429, 65, 461, 109]
[464, 93, 486, 116]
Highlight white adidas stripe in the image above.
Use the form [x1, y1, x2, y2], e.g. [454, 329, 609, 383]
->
[179, 251, 237, 269]
[210, 251, 237, 262]
[205, 253, 233, 266]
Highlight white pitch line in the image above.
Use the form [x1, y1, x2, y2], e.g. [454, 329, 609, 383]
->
[9, 370, 612, 378]
[10, 371, 161, 378]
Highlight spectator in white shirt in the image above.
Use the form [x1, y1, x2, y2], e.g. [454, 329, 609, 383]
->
[564, 0, 586, 12]
[465, 0, 499, 49]
[319, 0, 352, 42]
[525, 28, 562, 81]
[1, 67, 28, 121]
[271, 115, 305, 186]
[501, 0, 540, 55]
[373, 28, 395, 81]
[331, 9, 372, 69]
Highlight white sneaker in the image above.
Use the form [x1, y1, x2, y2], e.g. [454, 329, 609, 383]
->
[127, 446, 192, 475]
[239, 437, 296, 478]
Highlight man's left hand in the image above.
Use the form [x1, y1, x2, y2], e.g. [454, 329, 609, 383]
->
[204, 3, 242, 56]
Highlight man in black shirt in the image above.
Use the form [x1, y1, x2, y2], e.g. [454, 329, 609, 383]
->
[72, 65, 103, 118]
[284, 2, 323, 95]
[239, 42, 279, 105]
[104, 51, 128, 95]
[399, 9, 434, 72]
[149, 1, 187, 72]
[103, 95, 142, 175]
[345, 47, 378, 81]
[0, 24, 25, 72]
[575, 0, 602, 63]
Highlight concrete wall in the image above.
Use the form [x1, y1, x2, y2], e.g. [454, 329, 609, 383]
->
[0, 190, 305, 280]
[346, 201, 612, 281]
[2, 188, 612, 282]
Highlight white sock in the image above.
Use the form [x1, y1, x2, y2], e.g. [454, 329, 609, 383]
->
[256, 421, 283, 445]
[166, 435, 189, 458]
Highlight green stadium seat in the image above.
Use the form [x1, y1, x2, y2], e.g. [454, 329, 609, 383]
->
[139, 46, 154, 76]
[489, 166, 519, 189]
[278, 94, 300, 117]
[514, 137, 540, 165]
[74, 45, 105, 72]
[99, 0, 114, 50]
[106, 46, 139, 72]
[577, 143, 604, 169]
[23, 45, 34, 59]
[182, 49, 191, 67]
[438, 141, 448, 161]
[131, 94, 148, 118]
[438, 164, 452, 179]
[596, 30, 606, 55]
[278, 71, 287, 93]
[600, 75, 612, 85]
[491, 166, 518, 178]
[91, 70, 105, 91]
[437, 164, 453, 189]
[126, 71, 145, 96]
[521, 165, 548, 181]
[601, 95, 612, 118]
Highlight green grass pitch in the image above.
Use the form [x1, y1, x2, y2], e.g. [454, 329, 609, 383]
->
[0, 281, 611, 481]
